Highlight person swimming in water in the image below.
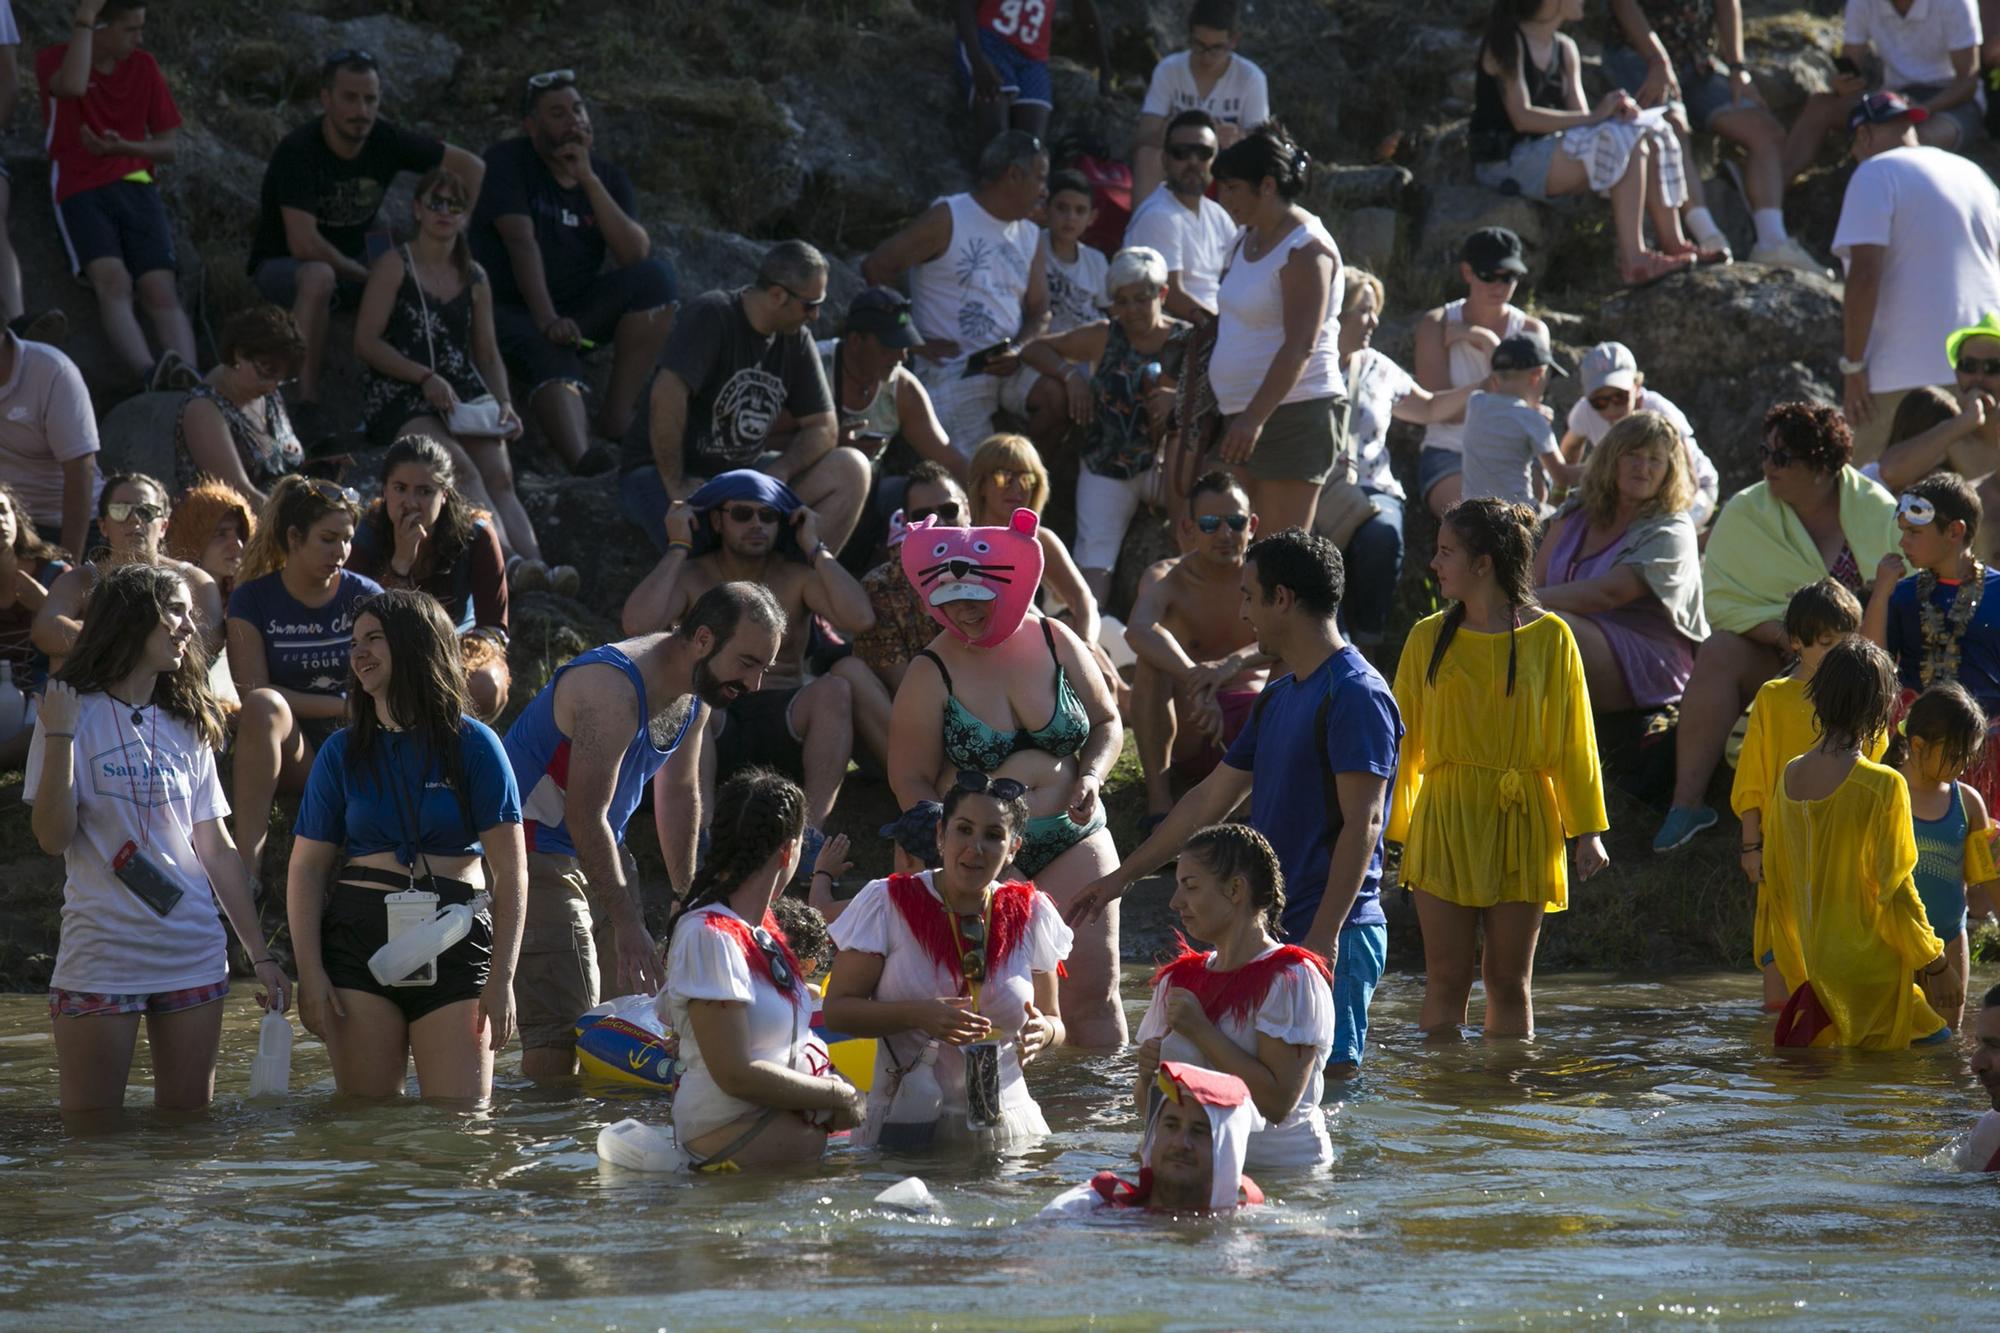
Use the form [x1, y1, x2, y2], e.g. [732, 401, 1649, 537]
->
[1040, 1061, 1267, 1216]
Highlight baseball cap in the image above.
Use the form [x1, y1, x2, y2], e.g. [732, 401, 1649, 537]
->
[1491, 329, 1568, 377]
[1848, 89, 1930, 132]
[1579, 342, 1639, 394]
[1461, 226, 1528, 279]
[879, 800, 942, 862]
[845, 287, 924, 348]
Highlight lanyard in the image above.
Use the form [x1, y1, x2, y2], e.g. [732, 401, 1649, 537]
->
[120, 702, 161, 849]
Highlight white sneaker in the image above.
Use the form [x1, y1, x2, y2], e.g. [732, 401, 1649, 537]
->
[1749, 237, 1833, 280]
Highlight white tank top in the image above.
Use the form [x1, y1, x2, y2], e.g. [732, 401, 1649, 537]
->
[1207, 212, 1346, 416]
[908, 193, 1039, 361]
[1422, 299, 1529, 455]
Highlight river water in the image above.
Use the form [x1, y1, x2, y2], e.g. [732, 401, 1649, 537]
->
[2, 966, 1996, 1330]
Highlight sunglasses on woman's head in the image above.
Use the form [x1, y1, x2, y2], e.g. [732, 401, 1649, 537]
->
[1195, 513, 1250, 533]
[105, 501, 162, 523]
[725, 504, 781, 525]
[307, 479, 361, 506]
[908, 501, 962, 524]
[1959, 356, 2000, 376]
[751, 926, 795, 990]
[953, 770, 1027, 803]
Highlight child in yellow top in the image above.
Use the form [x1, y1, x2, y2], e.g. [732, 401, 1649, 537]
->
[1731, 579, 1880, 1011]
[1390, 499, 1608, 1040]
[1764, 637, 1954, 1050]
[1889, 682, 1995, 1032]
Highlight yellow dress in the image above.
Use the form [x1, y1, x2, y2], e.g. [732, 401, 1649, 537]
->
[1388, 611, 1608, 911]
[1764, 756, 1947, 1049]
[1731, 675, 1889, 966]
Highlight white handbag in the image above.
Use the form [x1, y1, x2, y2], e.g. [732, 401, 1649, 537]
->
[407, 246, 509, 438]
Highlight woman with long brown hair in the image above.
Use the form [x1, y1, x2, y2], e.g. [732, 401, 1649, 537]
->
[34, 473, 225, 665]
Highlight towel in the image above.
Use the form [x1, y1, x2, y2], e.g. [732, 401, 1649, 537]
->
[1702, 467, 1900, 635]
[1558, 108, 1688, 207]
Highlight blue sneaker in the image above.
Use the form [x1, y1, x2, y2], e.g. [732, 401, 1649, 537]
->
[1652, 805, 1718, 854]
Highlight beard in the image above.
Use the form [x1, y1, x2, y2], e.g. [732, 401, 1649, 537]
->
[692, 647, 745, 708]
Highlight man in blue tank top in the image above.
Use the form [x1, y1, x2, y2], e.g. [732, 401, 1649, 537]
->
[503, 581, 784, 1079]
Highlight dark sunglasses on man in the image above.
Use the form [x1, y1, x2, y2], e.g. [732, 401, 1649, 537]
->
[725, 504, 782, 525]
[1195, 513, 1249, 534]
[1958, 356, 2000, 377]
[908, 501, 962, 525]
[1164, 142, 1215, 162]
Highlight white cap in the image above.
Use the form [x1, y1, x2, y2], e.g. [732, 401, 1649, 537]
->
[1580, 342, 1640, 395]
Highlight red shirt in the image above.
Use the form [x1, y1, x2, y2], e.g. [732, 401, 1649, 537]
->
[35, 45, 180, 203]
[978, 0, 1053, 61]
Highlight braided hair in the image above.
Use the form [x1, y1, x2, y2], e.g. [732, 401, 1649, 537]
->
[666, 769, 807, 939]
[1180, 823, 1286, 936]
[1427, 497, 1540, 696]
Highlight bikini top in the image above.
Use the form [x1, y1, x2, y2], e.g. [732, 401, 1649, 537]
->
[918, 618, 1090, 772]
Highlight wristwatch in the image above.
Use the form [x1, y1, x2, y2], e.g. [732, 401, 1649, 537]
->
[1838, 355, 1868, 376]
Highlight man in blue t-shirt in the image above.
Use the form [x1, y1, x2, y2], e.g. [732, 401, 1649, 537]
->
[1072, 528, 1403, 1076]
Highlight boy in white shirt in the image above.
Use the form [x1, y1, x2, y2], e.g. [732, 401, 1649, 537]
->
[1559, 341, 1720, 525]
[1130, 0, 1271, 200]
[1460, 332, 1581, 509]
[1003, 170, 1107, 438]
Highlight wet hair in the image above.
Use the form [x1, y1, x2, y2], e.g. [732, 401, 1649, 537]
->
[1189, 0, 1242, 31]
[239, 475, 361, 581]
[57, 563, 226, 750]
[163, 479, 255, 579]
[969, 433, 1052, 518]
[1428, 498, 1539, 695]
[1048, 168, 1095, 204]
[1805, 636, 1896, 752]
[940, 781, 1031, 840]
[1187, 468, 1249, 519]
[1764, 401, 1853, 476]
[755, 239, 828, 294]
[1107, 245, 1168, 296]
[1888, 385, 1961, 448]
[0, 480, 69, 564]
[343, 590, 476, 832]
[1481, 0, 1550, 77]
[667, 769, 808, 938]
[217, 304, 305, 378]
[1181, 824, 1286, 936]
[676, 580, 786, 653]
[359, 436, 480, 585]
[976, 129, 1047, 185]
[1904, 470, 1981, 546]
[1212, 120, 1310, 200]
[1341, 266, 1386, 317]
[1245, 526, 1343, 618]
[1576, 411, 1694, 526]
[770, 896, 832, 976]
[1886, 680, 1987, 776]
[410, 167, 476, 284]
[96, 472, 169, 519]
[1165, 108, 1220, 141]
[1782, 577, 1864, 647]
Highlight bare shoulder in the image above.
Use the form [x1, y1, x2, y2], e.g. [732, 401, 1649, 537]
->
[1521, 310, 1550, 338]
[1965, 783, 1991, 829]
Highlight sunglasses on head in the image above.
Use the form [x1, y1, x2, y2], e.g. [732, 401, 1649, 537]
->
[527, 67, 576, 91]
[724, 504, 781, 525]
[308, 478, 361, 506]
[1898, 493, 1938, 527]
[1195, 513, 1250, 534]
[105, 501, 162, 524]
[422, 195, 466, 216]
[1757, 442, 1797, 469]
[322, 48, 377, 73]
[908, 501, 962, 524]
[1959, 356, 2000, 376]
[953, 769, 1028, 803]
[1165, 142, 1216, 162]
[750, 926, 795, 991]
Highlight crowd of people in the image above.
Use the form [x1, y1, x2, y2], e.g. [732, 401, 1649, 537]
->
[8, 0, 2000, 1205]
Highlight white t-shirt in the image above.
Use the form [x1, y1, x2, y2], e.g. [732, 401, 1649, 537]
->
[662, 903, 825, 1144]
[1460, 390, 1559, 507]
[1833, 145, 2000, 393]
[0, 1, 18, 46]
[1210, 215, 1346, 415]
[1845, 0, 1981, 92]
[1564, 388, 1721, 525]
[1344, 348, 1416, 499]
[1134, 947, 1335, 1169]
[1141, 51, 1271, 131]
[1421, 300, 1531, 455]
[1122, 184, 1240, 314]
[1045, 237, 1110, 334]
[0, 333, 102, 536]
[24, 697, 230, 994]
[829, 871, 1073, 1149]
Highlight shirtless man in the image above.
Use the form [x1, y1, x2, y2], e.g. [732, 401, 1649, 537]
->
[503, 581, 784, 1079]
[1126, 470, 1269, 823]
[619, 472, 877, 842]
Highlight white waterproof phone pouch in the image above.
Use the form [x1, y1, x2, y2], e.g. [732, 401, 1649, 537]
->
[382, 889, 443, 986]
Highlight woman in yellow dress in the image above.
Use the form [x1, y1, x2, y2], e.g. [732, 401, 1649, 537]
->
[1390, 499, 1609, 1039]
[1764, 637, 1959, 1050]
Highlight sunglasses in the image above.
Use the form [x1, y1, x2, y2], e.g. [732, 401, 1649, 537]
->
[986, 468, 1032, 490]
[1757, 442, 1797, 469]
[105, 501, 163, 524]
[1165, 142, 1216, 162]
[308, 479, 361, 506]
[956, 912, 989, 984]
[724, 504, 781, 525]
[1195, 513, 1250, 533]
[908, 501, 962, 524]
[953, 769, 1028, 803]
[751, 926, 795, 992]
[1898, 493, 1938, 526]
[1473, 268, 1522, 284]
[1588, 391, 1629, 411]
[527, 67, 576, 90]
[322, 47, 377, 72]
[422, 195, 466, 216]
[1959, 357, 2000, 376]
[781, 284, 825, 312]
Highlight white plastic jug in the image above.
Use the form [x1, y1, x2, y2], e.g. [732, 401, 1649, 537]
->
[878, 1041, 942, 1151]
[247, 1010, 293, 1098]
[367, 892, 490, 986]
[874, 1175, 939, 1214]
[596, 1117, 690, 1172]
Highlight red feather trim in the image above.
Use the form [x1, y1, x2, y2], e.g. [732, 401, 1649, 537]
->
[703, 910, 804, 1007]
[885, 873, 1038, 988]
[1089, 1167, 1152, 1207]
[1149, 934, 1333, 1027]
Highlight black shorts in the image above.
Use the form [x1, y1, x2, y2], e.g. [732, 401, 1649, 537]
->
[494, 256, 678, 397]
[319, 878, 491, 1024]
[56, 180, 176, 277]
[714, 686, 804, 780]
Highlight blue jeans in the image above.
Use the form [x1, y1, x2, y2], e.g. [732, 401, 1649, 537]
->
[1331, 922, 1390, 1067]
[1341, 489, 1404, 647]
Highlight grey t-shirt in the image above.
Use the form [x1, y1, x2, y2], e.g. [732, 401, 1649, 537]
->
[1459, 390, 1558, 508]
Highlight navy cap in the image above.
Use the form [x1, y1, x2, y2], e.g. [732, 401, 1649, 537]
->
[879, 801, 941, 862]
[845, 287, 924, 348]
[1461, 226, 1528, 278]
[1491, 329, 1568, 377]
[1848, 89, 1930, 131]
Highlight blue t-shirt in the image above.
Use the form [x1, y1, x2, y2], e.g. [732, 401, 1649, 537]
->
[296, 718, 522, 862]
[1885, 567, 2000, 709]
[226, 569, 384, 696]
[1222, 646, 1403, 937]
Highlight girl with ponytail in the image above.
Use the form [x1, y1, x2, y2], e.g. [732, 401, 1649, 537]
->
[1134, 824, 1337, 1168]
[655, 769, 866, 1171]
[1389, 497, 1609, 1039]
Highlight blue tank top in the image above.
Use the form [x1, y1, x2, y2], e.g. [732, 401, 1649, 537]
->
[501, 643, 700, 857]
[1911, 781, 1970, 944]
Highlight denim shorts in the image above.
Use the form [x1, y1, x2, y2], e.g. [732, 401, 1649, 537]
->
[50, 977, 228, 1019]
[1903, 81, 1986, 148]
[955, 28, 1052, 109]
[1417, 444, 1464, 501]
[1603, 47, 1741, 132]
[1472, 135, 1561, 202]
[1330, 922, 1389, 1067]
